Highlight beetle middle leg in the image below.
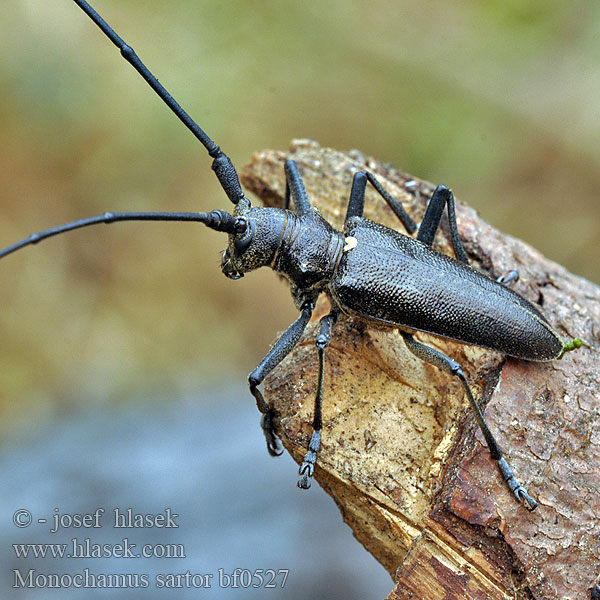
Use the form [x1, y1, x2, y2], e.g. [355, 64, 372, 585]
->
[249, 299, 315, 456]
[400, 331, 538, 510]
[345, 171, 418, 233]
[344, 173, 472, 264]
[298, 310, 338, 489]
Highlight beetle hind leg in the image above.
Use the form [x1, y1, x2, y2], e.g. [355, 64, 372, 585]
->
[420, 186, 522, 287]
[400, 332, 538, 511]
[298, 311, 338, 489]
[418, 185, 469, 264]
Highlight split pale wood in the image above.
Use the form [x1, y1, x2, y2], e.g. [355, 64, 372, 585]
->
[240, 139, 600, 600]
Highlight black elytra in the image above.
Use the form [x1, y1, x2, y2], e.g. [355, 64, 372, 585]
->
[1, 0, 584, 510]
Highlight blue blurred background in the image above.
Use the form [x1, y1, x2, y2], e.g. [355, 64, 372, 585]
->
[1, 1, 599, 598]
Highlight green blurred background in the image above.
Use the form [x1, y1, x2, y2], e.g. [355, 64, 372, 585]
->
[1, 0, 599, 428]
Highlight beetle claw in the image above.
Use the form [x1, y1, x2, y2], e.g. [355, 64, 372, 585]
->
[266, 438, 283, 457]
[261, 411, 283, 456]
[297, 474, 311, 489]
[497, 457, 538, 510]
[297, 463, 314, 489]
[514, 486, 538, 511]
[264, 433, 283, 457]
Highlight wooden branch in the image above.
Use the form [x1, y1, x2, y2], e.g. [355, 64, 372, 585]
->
[240, 139, 600, 600]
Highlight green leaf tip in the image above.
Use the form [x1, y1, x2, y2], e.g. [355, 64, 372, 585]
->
[557, 337, 584, 359]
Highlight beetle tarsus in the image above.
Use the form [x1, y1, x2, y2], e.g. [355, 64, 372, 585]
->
[261, 410, 283, 457]
[297, 462, 314, 489]
[514, 487, 539, 511]
[298, 430, 321, 489]
[497, 270, 519, 286]
[297, 471, 311, 490]
[498, 456, 538, 510]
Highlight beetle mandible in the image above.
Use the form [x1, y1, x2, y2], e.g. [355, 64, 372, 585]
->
[1, 0, 583, 511]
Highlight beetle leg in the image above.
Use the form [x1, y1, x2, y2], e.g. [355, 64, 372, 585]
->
[418, 185, 469, 264]
[345, 171, 417, 233]
[497, 270, 519, 286]
[248, 299, 315, 457]
[283, 160, 312, 214]
[400, 332, 538, 511]
[298, 310, 338, 489]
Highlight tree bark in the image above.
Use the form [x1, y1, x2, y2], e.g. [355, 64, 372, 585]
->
[240, 139, 600, 600]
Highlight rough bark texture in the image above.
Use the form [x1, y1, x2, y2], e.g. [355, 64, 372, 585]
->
[240, 139, 600, 600]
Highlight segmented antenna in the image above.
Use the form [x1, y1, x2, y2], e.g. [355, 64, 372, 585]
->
[0, 211, 241, 260]
[73, 0, 245, 205]
[0, 1, 251, 260]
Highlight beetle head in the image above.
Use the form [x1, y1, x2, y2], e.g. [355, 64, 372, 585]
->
[218, 198, 287, 280]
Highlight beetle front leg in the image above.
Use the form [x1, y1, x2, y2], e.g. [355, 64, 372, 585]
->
[249, 299, 315, 456]
[298, 310, 338, 489]
[400, 332, 538, 511]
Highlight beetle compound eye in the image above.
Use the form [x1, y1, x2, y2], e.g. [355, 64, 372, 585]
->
[234, 218, 247, 234]
[233, 219, 255, 254]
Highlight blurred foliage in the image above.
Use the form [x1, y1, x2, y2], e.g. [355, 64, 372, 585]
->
[0, 0, 598, 429]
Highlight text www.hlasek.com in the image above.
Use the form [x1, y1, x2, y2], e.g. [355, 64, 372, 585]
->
[13, 538, 184, 559]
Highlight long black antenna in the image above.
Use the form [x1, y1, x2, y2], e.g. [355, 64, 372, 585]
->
[72, 0, 245, 205]
[0, 1, 252, 261]
[0, 210, 242, 260]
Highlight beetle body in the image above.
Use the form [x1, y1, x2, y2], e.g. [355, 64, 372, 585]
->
[217, 173, 580, 506]
[223, 197, 564, 362]
[331, 216, 563, 361]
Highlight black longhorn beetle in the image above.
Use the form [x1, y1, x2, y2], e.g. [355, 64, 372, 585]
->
[1, 0, 583, 510]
